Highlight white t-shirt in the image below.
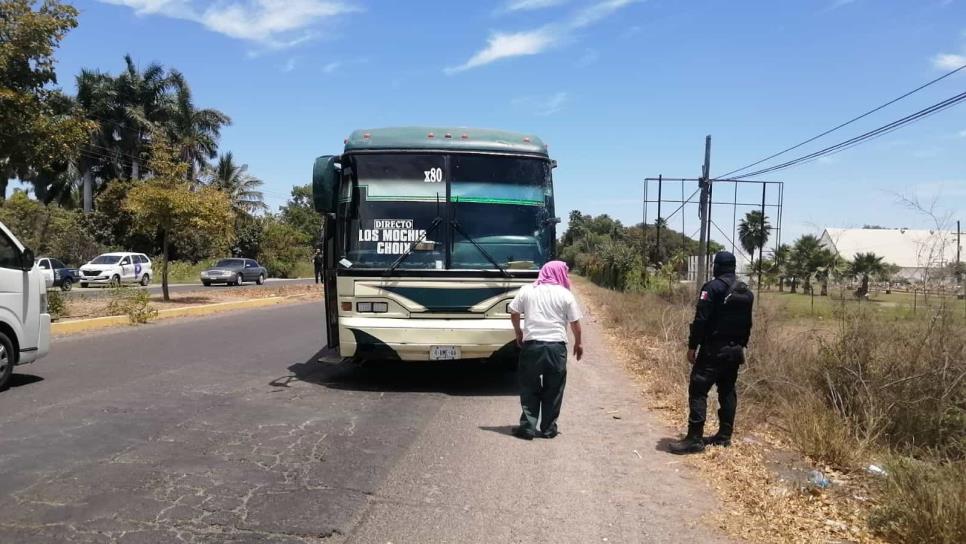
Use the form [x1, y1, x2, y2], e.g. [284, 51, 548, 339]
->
[508, 283, 583, 343]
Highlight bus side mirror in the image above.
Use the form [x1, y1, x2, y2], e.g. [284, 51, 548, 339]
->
[20, 247, 35, 272]
[312, 155, 340, 213]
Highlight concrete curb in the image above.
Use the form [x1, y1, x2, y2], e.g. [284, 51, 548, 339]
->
[52, 295, 315, 336]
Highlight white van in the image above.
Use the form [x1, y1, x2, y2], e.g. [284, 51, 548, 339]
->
[79, 252, 152, 288]
[0, 221, 51, 390]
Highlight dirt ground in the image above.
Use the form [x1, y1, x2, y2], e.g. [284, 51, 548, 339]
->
[56, 284, 323, 321]
[574, 281, 887, 544]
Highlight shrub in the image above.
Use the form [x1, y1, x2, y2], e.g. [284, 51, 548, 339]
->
[871, 457, 966, 544]
[46, 290, 70, 321]
[106, 286, 158, 324]
[784, 397, 863, 468]
[260, 218, 311, 278]
[162, 259, 215, 284]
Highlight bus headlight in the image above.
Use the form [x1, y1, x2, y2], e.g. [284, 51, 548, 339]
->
[356, 302, 389, 313]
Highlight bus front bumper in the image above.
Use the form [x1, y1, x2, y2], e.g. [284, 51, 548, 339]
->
[338, 317, 518, 361]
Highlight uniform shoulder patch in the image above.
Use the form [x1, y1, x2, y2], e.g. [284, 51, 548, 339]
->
[699, 290, 710, 301]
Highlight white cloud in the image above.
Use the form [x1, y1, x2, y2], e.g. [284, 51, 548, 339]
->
[446, 28, 558, 74]
[502, 0, 568, 12]
[321, 58, 367, 74]
[280, 57, 297, 72]
[512, 91, 569, 116]
[98, 0, 357, 49]
[958, 129, 966, 138]
[932, 52, 966, 70]
[570, 0, 637, 28]
[448, 0, 639, 73]
[822, 0, 857, 12]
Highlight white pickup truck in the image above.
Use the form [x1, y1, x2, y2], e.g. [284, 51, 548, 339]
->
[0, 221, 51, 390]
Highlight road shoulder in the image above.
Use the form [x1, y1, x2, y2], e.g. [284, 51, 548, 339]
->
[339, 286, 736, 543]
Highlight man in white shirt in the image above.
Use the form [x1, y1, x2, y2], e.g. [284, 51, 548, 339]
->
[508, 260, 583, 440]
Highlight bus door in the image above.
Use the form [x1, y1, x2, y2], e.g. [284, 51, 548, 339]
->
[322, 214, 339, 349]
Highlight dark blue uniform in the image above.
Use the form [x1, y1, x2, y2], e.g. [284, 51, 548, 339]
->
[671, 252, 753, 454]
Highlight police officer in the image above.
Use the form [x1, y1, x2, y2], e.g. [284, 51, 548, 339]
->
[669, 251, 754, 455]
[313, 248, 324, 284]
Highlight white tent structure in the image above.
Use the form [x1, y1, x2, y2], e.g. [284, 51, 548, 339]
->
[819, 228, 960, 283]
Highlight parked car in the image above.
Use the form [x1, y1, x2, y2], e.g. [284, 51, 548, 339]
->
[0, 221, 51, 390]
[79, 252, 152, 288]
[201, 258, 267, 286]
[36, 257, 80, 291]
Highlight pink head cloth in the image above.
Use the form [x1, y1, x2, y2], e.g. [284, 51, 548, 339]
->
[534, 260, 571, 290]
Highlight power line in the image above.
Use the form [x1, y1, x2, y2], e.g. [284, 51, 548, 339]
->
[715, 62, 966, 180]
[730, 89, 966, 180]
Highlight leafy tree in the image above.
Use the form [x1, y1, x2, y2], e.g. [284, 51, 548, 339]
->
[259, 217, 310, 277]
[208, 152, 266, 216]
[124, 133, 233, 300]
[231, 215, 264, 258]
[849, 252, 886, 296]
[0, 0, 91, 199]
[0, 190, 103, 264]
[279, 184, 323, 248]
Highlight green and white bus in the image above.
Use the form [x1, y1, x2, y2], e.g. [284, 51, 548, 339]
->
[313, 127, 558, 362]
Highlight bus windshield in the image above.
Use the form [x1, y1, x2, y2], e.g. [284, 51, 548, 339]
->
[345, 153, 553, 271]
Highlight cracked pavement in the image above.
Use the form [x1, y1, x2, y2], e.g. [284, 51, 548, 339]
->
[0, 301, 734, 543]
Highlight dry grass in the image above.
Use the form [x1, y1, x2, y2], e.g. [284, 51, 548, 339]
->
[576, 275, 966, 544]
[56, 284, 322, 321]
[871, 457, 966, 544]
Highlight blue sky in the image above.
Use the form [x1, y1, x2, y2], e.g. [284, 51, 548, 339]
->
[54, 0, 966, 249]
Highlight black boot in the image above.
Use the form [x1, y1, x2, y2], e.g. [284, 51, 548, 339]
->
[669, 423, 706, 455]
[702, 433, 732, 447]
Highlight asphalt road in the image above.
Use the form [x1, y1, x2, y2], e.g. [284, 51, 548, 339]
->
[0, 300, 733, 543]
[72, 277, 316, 298]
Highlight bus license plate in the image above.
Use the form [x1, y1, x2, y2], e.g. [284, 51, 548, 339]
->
[430, 346, 460, 360]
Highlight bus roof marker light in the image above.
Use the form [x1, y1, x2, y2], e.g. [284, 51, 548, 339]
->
[461, 133, 469, 140]
[427, 132, 435, 139]
[444, 133, 452, 139]
[363, 133, 371, 139]
[523, 137, 531, 143]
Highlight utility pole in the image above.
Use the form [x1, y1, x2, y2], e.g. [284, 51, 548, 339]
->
[957, 219, 962, 286]
[696, 135, 712, 285]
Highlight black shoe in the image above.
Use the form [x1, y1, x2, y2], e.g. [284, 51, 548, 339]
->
[511, 426, 535, 440]
[703, 434, 732, 447]
[539, 429, 559, 439]
[669, 423, 706, 455]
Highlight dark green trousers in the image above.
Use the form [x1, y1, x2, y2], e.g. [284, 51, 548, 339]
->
[518, 341, 568, 436]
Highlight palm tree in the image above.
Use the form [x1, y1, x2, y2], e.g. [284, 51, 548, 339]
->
[789, 235, 823, 294]
[166, 71, 231, 181]
[74, 57, 173, 189]
[849, 252, 886, 296]
[738, 211, 771, 262]
[814, 248, 844, 296]
[771, 243, 791, 292]
[208, 152, 266, 216]
[115, 55, 171, 179]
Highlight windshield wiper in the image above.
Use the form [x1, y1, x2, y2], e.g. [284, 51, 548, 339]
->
[450, 219, 510, 278]
[384, 217, 443, 277]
